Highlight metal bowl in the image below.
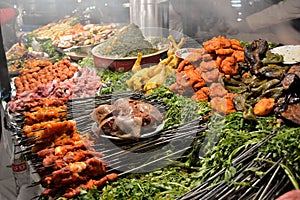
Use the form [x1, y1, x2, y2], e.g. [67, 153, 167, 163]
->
[91, 36, 170, 72]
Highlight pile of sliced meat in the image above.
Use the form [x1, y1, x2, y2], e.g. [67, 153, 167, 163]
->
[10, 67, 102, 111]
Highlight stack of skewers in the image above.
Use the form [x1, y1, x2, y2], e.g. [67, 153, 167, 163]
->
[8, 88, 210, 199]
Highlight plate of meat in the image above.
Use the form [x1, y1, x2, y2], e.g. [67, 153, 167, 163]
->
[90, 98, 165, 140]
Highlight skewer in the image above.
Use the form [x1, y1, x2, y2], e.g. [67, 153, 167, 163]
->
[177, 129, 280, 200]
[17, 136, 40, 144]
[115, 146, 190, 177]
[237, 158, 281, 199]
[94, 127, 200, 161]
[253, 162, 282, 200]
[261, 177, 289, 200]
[15, 145, 35, 155]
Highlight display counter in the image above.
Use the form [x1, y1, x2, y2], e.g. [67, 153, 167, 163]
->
[1, 1, 300, 199]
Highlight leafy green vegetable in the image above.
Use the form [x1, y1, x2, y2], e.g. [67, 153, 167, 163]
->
[101, 166, 197, 200]
[23, 34, 38, 48]
[259, 126, 300, 184]
[39, 39, 60, 58]
[98, 69, 133, 94]
[240, 41, 279, 49]
[78, 56, 95, 68]
[150, 86, 210, 128]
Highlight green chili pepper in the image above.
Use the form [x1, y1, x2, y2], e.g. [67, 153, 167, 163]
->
[258, 64, 288, 79]
[262, 51, 283, 64]
[251, 79, 280, 97]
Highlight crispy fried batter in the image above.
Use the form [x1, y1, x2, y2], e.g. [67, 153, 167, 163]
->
[183, 68, 203, 86]
[230, 39, 244, 50]
[193, 78, 207, 91]
[215, 48, 234, 55]
[201, 68, 220, 83]
[254, 98, 275, 116]
[199, 60, 218, 72]
[192, 87, 210, 101]
[177, 59, 191, 72]
[220, 57, 239, 75]
[232, 50, 244, 63]
[209, 83, 228, 98]
[210, 93, 236, 115]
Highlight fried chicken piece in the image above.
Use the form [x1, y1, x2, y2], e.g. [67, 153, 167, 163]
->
[232, 50, 244, 63]
[177, 59, 190, 72]
[192, 87, 210, 101]
[254, 98, 275, 116]
[210, 93, 236, 115]
[215, 55, 226, 68]
[203, 39, 221, 53]
[209, 83, 228, 98]
[230, 39, 244, 51]
[215, 48, 234, 55]
[182, 68, 202, 86]
[193, 78, 207, 91]
[203, 36, 231, 53]
[220, 57, 239, 75]
[183, 64, 195, 71]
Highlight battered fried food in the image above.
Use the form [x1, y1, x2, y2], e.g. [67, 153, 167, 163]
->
[192, 87, 210, 101]
[203, 36, 244, 76]
[200, 68, 220, 83]
[210, 93, 236, 115]
[199, 60, 218, 72]
[209, 83, 228, 98]
[254, 98, 275, 116]
[220, 57, 239, 75]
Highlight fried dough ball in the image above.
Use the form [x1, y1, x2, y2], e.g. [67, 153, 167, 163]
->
[254, 98, 275, 116]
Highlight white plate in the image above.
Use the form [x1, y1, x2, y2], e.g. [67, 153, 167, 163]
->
[91, 121, 165, 140]
[270, 45, 300, 64]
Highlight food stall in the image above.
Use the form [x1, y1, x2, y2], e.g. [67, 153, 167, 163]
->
[0, 0, 300, 199]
